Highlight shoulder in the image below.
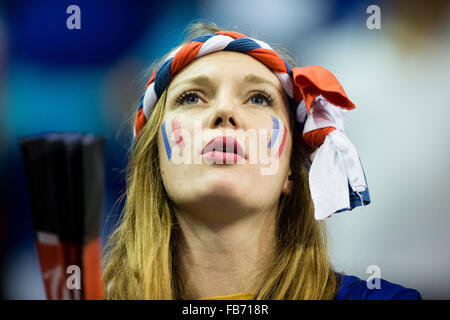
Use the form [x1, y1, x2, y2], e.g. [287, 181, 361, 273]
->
[335, 274, 422, 300]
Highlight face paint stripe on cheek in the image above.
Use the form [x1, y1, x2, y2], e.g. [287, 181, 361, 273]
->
[268, 116, 279, 148]
[161, 121, 172, 160]
[276, 124, 287, 159]
[171, 117, 185, 149]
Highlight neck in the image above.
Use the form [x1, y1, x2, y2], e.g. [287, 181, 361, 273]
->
[175, 205, 278, 299]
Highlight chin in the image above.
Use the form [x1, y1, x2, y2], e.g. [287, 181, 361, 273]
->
[184, 177, 250, 211]
[200, 174, 244, 198]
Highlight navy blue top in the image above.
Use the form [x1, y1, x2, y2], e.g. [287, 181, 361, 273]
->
[335, 274, 422, 300]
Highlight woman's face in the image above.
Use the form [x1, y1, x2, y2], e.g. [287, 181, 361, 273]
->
[158, 51, 293, 219]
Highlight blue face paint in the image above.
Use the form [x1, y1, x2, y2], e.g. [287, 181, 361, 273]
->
[268, 115, 279, 148]
[161, 121, 172, 160]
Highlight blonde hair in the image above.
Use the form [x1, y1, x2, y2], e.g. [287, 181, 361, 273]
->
[103, 21, 341, 299]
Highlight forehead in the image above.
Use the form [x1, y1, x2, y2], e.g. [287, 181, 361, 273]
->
[167, 51, 282, 90]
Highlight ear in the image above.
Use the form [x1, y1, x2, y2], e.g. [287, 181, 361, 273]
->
[282, 168, 294, 196]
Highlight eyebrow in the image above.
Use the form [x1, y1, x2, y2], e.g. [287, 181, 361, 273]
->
[243, 74, 281, 92]
[170, 75, 213, 91]
[170, 74, 282, 93]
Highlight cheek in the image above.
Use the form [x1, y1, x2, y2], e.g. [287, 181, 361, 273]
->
[158, 127, 182, 196]
[267, 115, 288, 159]
[171, 117, 185, 149]
[161, 120, 172, 160]
[161, 116, 187, 161]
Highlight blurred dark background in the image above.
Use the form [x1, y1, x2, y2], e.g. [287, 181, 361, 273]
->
[0, 0, 449, 299]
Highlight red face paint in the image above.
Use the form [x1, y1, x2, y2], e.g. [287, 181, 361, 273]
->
[268, 116, 287, 159]
[171, 117, 185, 149]
[276, 124, 287, 159]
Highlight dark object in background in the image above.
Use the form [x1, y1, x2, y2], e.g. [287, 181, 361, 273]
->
[19, 133, 104, 300]
[5, 0, 159, 66]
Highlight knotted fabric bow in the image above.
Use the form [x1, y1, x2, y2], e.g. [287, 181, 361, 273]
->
[133, 30, 370, 220]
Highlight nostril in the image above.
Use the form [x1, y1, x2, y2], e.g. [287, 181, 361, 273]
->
[213, 116, 236, 127]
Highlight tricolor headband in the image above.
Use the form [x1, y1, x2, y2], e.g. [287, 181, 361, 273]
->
[133, 30, 370, 220]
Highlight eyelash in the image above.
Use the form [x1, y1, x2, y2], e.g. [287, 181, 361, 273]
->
[175, 89, 274, 106]
[175, 90, 203, 105]
[249, 89, 273, 106]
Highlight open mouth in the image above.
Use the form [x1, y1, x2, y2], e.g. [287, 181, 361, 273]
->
[201, 136, 246, 164]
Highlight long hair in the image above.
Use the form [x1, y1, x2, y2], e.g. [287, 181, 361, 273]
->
[102, 21, 341, 300]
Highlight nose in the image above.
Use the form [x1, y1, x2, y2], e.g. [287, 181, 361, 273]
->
[208, 90, 241, 130]
[212, 113, 237, 128]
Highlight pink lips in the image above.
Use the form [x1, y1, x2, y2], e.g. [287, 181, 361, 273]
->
[201, 136, 246, 164]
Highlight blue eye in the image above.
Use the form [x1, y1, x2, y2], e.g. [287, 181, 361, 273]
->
[251, 95, 265, 105]
[185, 94, 199, 104]
[249, 90, 273, 106]
[176, 91, 202, 105]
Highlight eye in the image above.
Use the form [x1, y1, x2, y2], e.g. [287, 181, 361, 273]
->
[248, 90, 273, 106]
[176, 90, 204, 106]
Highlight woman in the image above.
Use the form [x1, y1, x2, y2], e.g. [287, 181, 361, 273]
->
[103, 22, 422, 300]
